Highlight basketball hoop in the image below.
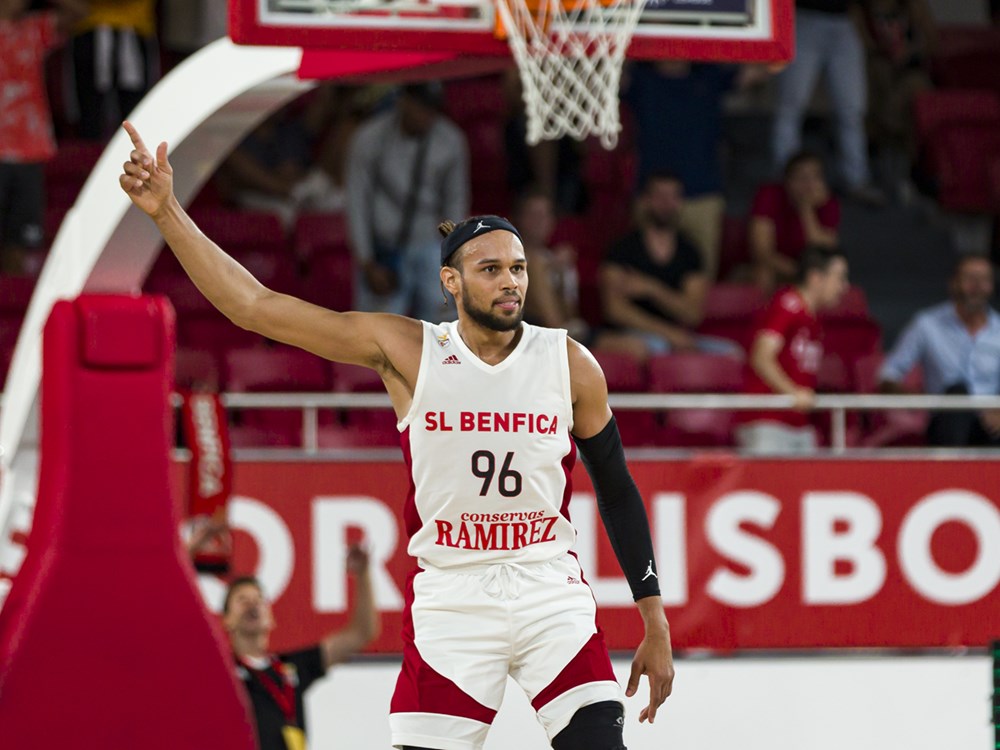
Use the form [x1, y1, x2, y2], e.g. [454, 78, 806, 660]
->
[495, 0, 647, 149]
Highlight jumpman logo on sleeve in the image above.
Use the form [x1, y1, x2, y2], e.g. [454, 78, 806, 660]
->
[641, 560, 657, 581]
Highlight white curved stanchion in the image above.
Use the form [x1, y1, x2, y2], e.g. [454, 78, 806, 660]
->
[0, 39, 308, 588]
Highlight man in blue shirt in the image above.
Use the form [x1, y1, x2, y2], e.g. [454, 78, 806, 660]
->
[879, 255, 1000, 446]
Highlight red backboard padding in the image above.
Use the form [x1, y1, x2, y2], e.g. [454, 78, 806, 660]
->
[0, 295, 256, 749]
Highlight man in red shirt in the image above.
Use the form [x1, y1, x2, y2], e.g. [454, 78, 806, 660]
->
[749, 151, 841, 293]
[737, 245, 849, 454]
[0, 0, 85, 273]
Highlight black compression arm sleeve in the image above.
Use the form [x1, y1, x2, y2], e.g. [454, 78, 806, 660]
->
[574, 416, 660, 601]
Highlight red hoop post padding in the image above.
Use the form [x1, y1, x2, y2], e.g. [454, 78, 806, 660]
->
[0, 295, 256, 749]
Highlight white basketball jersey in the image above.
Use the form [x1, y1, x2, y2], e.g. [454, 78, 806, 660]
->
[398, 320, 578, 568]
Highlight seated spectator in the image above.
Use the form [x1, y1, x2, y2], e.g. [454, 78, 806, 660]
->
[624, 61, 765, 280]
[749, 151, 840, 292]
[215, 103, 322, 228]
[0, 0, 86, 274]
[879, 255, 1000, 447]
[737, 246, 849, 455]
[859, 0, 936, 198]
[597, 171, 739, 360]
[514, 187, 588, 341]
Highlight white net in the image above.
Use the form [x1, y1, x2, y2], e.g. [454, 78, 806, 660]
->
[496, 0, 647, 149]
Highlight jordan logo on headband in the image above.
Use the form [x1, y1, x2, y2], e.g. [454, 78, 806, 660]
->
[474, 220, 489, 233]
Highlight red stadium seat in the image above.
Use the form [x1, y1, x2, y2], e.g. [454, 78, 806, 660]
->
[294, 211, 349, 262]
[593, 350, 652, 446]
[176, 311, 262, 351]
[187, 207, 287, 252]
[811, 352, 863, 447]
[854, 353, 928, 447]
[331, 361, 398, 438]
[444, 75, 507, 125]
[144, 271, 216, 314]
[913, 89, 1000, 148]
[225, 346, 332, 448]
[649, 352, 743, 447]
[818, 285, 870, 322]
[175, 348, 222, 391]
[718, 215, 751, 280]
[925, 122, 1000, 212]
[593, 350, 646, 392]
[821, 318, 882, 369]
[226, 345, 331, 392]
[0, 295, 255, 749]
[649, 352, 743, 393]
[299, 252, 354, 311]
[0, 276, 35, 314]
[816, 352, 851, 393]
[701, 283, 767, 322]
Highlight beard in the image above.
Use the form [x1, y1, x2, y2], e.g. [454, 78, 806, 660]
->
[461, 291, 524, 332]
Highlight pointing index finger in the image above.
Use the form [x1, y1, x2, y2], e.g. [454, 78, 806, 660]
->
[122, 121, 149, 155]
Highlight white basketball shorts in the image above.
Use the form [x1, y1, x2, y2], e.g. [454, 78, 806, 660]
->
[389, 553, 623, 750]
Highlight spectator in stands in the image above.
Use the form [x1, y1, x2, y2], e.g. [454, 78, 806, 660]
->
[222, 545, 379, 750]
[215, 107, 315, 228]
[346, 82, 469, 322]
[514, 187, 588, 341]
[749, 151, 841, 292]
[597, 171, 738, 360]
[858, 0, 936, 199]
[737, 245, 849, 455]
[215, 87, 343, 227]
[773, 0, 884, 205]
[0, 0, 86, 274]
[879, 254, 1000, 447]
[70, 0, 158, 140]
[624, 61, 765, 280]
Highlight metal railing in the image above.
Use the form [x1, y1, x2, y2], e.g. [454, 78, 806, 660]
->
[189, 392, 1000, 455]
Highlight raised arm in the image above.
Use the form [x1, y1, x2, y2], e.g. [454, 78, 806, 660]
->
[118, 122, 422, 380]
[568, 340, 674, 724]
[320, 545, 380, 670]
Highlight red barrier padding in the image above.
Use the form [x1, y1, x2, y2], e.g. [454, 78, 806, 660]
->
[0, 295, 256, 749]
[79, 295, 162, 369]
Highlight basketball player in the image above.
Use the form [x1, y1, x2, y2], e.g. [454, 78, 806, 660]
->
[119, 121, 673, 750]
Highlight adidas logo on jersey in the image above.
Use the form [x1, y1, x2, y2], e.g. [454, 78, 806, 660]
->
[566, 576, 579, 585]
[442, 355, 461, 365]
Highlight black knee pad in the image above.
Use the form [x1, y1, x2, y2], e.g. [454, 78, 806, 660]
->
[551, 700, 626, 750]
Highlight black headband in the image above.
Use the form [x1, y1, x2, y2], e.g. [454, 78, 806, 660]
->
[440, 216, 522, 265]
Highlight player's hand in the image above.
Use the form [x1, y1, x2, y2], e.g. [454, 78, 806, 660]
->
[119, 120, 174, 218]
[346, 543, 370, 576]
[627, 629, 674, 724]
[791, 386, 816, 412]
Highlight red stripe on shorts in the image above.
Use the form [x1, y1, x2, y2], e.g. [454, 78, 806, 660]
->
[530, 630, 617, 711]
[390, 568, 498, 725]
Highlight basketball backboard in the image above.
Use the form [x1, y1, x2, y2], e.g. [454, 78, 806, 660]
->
[230, 0, 794, 63]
